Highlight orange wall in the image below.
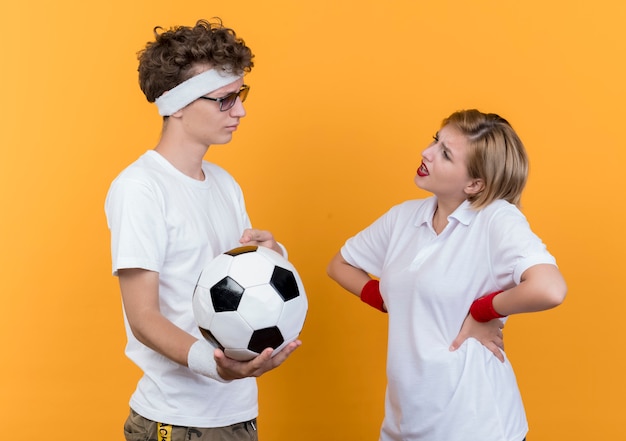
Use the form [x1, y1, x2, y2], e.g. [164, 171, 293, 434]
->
[1, 1, 624, 440]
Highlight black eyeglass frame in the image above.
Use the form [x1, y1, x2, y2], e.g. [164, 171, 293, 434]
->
[198, 85, 250, 112]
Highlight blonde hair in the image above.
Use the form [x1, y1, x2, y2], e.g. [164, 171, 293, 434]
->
[443, 109, 529, 208]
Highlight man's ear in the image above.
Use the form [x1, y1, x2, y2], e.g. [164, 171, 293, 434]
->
[465, 178, 485, 196]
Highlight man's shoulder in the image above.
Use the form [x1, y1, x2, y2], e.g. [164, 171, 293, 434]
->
[202, 161, 238, 185]
[114, 151, 157, 178]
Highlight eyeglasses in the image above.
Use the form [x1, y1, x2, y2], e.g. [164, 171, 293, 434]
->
[198, 85, 250, 112]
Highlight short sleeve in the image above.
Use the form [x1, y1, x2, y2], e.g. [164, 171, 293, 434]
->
[341, 206, 398, 277]
[487, 205, 557, 287]
[105, 176, 167, 276]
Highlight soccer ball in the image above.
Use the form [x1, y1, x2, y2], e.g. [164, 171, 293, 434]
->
[192, 245, 308, 361]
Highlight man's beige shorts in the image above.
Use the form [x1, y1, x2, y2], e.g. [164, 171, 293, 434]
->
[123, 408, 258, 441]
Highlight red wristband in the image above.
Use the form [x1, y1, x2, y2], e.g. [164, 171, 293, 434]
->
[469, 291, 505, 322]
[360, 279, 387, 313]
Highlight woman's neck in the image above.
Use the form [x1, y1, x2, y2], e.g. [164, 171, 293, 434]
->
[432, 198, 466, 234]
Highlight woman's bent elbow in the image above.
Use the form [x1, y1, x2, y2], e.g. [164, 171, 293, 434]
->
[547, 278, 568, 308]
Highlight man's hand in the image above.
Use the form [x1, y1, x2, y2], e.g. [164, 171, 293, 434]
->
[449, 314, 505, 362]
[239, 228, 283, 255]
[215, 340, 302, 380]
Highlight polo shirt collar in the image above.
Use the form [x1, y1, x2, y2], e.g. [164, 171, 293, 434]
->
[451, 200, 477, 226]
[415, 198, 477, 227]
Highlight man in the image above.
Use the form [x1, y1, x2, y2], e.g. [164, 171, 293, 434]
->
[105, 19, 300, 441]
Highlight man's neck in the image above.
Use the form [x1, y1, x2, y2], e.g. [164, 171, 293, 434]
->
[155, 134, 208, 181]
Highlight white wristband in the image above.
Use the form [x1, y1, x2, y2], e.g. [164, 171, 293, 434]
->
[187, 340, 231, 383]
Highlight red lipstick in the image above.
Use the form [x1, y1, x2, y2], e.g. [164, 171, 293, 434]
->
[417, 162, 429, 177]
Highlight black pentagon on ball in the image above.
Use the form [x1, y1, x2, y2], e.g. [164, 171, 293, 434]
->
[210, 276, 245, 312]
[199, 327, 224, 350]
[270, 266, 300, 301]
[248, 326, 285, 353]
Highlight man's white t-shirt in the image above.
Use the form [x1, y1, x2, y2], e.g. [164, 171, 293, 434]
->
[341, 197, 557, 441]
[105, 150, 257, 427]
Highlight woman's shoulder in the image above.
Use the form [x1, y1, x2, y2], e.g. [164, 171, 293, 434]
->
[383, 197, 436, 224]
[395, 196, 436, 211]
[481, 199, 525, 219]
[478, 199, 532, 236]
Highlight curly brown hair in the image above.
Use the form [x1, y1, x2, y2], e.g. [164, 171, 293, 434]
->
[137, 18, 254, 102]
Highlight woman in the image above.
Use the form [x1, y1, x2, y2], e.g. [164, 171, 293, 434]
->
[327, 109, 566, 441]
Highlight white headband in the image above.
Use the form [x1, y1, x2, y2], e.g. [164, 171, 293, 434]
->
[155, 69, 242, 116]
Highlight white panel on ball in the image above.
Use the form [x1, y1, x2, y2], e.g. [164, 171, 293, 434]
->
[210, 311, 253, 349]
[196, 253, 234, 289]
[237, 284, 284, 329]
[227, 252, 275, 287]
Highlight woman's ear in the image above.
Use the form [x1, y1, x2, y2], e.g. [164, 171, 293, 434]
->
[465, 178, 485, 196]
